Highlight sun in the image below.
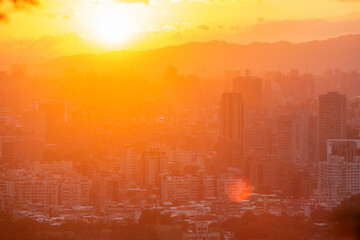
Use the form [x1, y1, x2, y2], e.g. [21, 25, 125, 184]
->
[91, 5, 136, 45]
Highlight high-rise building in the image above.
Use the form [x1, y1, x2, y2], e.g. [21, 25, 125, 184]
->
[309, 116, 319, 163]
[224, 70, 241, 92]
[218, 93, 244, 169]
[233, 74, 262, 111]
[175, 75, 200, 106]
[21, 111, 46, 137]
[162, 67, 200, 106]
[277, 109, 310, 167]
[319, 92, 347, 161]
[248, 157, 278, 192]
[163, 66, 178, 95]
[33, 99, 68, 144]
[121, 144, 140, 186]
[244, 121, 272, 160]
[319, 139, 360, 204]
[141, 146, 169, 189]
[201, 175, 217, 199]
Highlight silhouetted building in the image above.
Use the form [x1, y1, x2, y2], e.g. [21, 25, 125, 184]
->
[175, 75, 200, 106]
[33, 99, 68, 144]
[277, 109, 310, 167]
[141, 146, 169, 189]
[233, 73, 262, 111]
[218, 93, 244, 169]
[121, 144, 140, 185]
[163, 67, 200, 106]
[319, 92, 347, 161]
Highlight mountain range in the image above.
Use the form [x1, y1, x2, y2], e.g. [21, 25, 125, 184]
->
[34, 34, 360, 77]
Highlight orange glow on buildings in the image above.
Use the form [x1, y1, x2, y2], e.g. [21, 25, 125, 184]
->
[226, 179, 252, 203]
[1, 1, 360, 239]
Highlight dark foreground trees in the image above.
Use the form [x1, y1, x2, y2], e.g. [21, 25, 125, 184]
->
[0, 212, 160, 240]
[331, 194, 360, 240]
[222, 212, 330, 240]
[3, 201, 360, 240]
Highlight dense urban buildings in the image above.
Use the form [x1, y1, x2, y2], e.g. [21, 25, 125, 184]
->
[218, 93, 245, 169]
[1, 65, 359, 206]
[1, 60, 360, 239]
[2, 0, 360, 238]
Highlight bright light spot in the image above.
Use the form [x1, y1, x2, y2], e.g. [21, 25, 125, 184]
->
[226, 179, 252, 202]
[91, 4, 136, 45]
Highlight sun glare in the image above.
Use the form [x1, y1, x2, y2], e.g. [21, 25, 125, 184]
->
[91, 5, 136, 45]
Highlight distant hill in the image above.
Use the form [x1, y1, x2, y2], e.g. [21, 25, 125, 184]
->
[38, 34, 360, 76]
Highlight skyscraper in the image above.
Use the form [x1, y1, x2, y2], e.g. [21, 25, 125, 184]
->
[141, 146, 169, 189]
[319, 92, 347, 161]
[121, 144, 140, 185]
[218, 92, 244, 169]
[277, 109, 310, 167]
[33, 99, 68, 144]
[233, 74, 262, 111]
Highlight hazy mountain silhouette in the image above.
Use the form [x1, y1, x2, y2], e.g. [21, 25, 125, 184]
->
[39, 34, 360, 76]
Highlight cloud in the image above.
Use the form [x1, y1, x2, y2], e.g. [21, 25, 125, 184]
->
[169, 0, 235, 4]
[0, 13, 7, 22]
[198, 25, 210, 31]
[62, 14, 71, 20]
[257, 17, 265, 24]
[61, 12, 84, 20]
[0, 33, 99, 67]
[114, 0, 149, 3]
[90, 0, 149, 4]
[0, 0, 38, 22]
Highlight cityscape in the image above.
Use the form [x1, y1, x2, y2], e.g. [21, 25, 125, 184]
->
[1, 0, 360, 239]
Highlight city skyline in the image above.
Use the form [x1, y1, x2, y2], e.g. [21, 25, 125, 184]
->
[1, 1, 360, 239]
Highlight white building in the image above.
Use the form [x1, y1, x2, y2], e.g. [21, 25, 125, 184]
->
[161, 175, 200, 201]
[183, 222, 220, 240]
[121, 144, 140, 184]
[319, 139, 360, 204]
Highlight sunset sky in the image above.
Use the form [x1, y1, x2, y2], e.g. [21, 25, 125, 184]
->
[2, 0, 360, 54]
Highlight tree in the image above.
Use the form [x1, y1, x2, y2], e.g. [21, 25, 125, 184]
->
[112, 223, 160, 240]
[138, 210, 173, 226]
[331, 194, 360, 239]
[311, 207, 331, 223]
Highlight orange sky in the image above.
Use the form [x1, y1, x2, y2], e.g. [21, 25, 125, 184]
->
[2, 0, 360, 54]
